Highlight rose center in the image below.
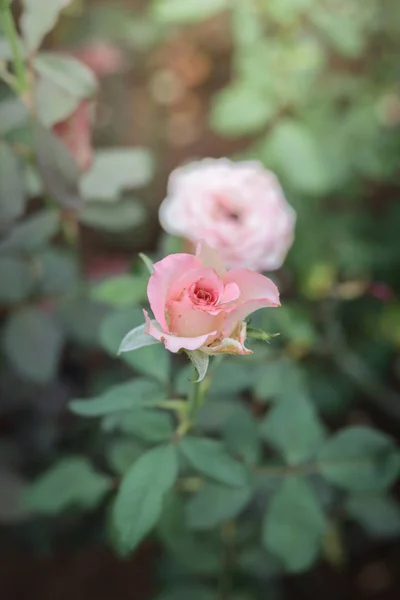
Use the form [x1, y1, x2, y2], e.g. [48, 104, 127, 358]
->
[190, 280, 217, 306]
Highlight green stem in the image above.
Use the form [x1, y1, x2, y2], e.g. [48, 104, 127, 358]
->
[1, 1, 28, 94]
[188, 370, 205, 420]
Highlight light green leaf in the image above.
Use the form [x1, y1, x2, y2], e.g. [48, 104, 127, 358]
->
[34, 76, 81, 127]
[152, 0, 228, 23]
[91, 274, 147, 308]
[79, 198, 146, 231]
[0, 98, 27, 136]
[101, 308, 170, 383]
[35, 52, 97, 99]
[318, 427, 400, 492]
[0, 209, 59, 253]
[21, 0, 70, 52]
[179, 437, 248, 487]
[345, 494, 400, 538]
[112, 444, 178, 555]
[25, 457, 112, 515]
[70, 378, 166, 417]
[2, 308, 64, 383]
[138, 252, 154, 274]
[103, 409, 174, 443]
[185, 481, 252, 529]
[210, 83, 274, 137]
[260, 395, 326, 465]
[267, 119, 330, 195]
[0, 257, 34, 304]
[209, 359, 259, 396]
[81, 148, 154, 200]
[223, 405, 261, 465]
[118, 322, 159, 353]
[0, 142, 26, 225]
[186, 350, 209, 382]
[263, 477, 326, 572]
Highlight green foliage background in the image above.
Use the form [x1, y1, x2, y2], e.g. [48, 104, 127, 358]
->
[0, 0, 400, 598]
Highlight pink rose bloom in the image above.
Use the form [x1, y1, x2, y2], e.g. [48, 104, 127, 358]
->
[52, 100, 93, 173]
[142, 243, 280, 354]
[159, 159, 296, 272]
[71, 41, 125, 77]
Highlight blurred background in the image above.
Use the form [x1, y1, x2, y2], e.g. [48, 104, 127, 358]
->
[0, 0, 400, 599]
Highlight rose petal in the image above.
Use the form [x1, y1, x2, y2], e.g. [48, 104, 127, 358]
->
[144, 310, 215, 353]
[222, 269, 280, 335]
[220, 282, 240, 304]
[167, 294, 224, 338]
[147, 253, 200, 332]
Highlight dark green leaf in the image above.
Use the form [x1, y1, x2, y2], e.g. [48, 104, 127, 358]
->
[25, 457, 112, 514]
[0, 257, 33, 304]
[103, 409, 174, 443]
[0, 142, 25, 226]
[263, 477, 326, 572]
[106, 439, 145, 476]
[112, 444, 178, 554]
[179, 437, 248, 487]
[38, 249, 79, 296]
[32, 119, 82, 209]
[318, 427, 400, 492]
[0, 209, 59, 253]
[254, 358, 307, 403]
[185, 481, 252, 529]
[345, 494, 400, 538]
[2, 308, 64, 383]
[223, 405, 261, 465]
[154, 586, 216, 600]
[260, 395, 326, 465]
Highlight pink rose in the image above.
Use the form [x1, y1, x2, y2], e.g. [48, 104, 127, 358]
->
[52, 100, 93, 173]
[159, 159, 296, 272]
[142, 243, 280, 354]
[71, 42, 125, 77]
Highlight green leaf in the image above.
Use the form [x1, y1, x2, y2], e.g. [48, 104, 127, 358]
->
[152, 0, 228, 23]
[2, 308, 64, 383]
[0, 209, 59, 253]
[35, 52, 97, 100]
[263, 477, 326, 572]
[21, 0, 69, 52]
[0, 98, 27, 136]
[112, 444, 178, 554]
[118, 322, 159, 353]
[35, 76, 80, 127]
[38, 249, 79, 296]
[79, 198, 146, 232]
[0, 142, 25, 225]
[254, 358, 307, 403]
[179, 437, 249, 487]
[246, 328, 280, 343]
[32, 119, 82, 209]
[267, 119, 330, 195]
[185, 481, 252, 529]
[0, 257, 33, 304]
[260, 395, 326, 465]
[154, 586, 216, 600]
[209, 359, 259, 397]
[25, 457, 112, 515]
[223, 405, 261, 465]
[101, 308, 170, 383]
[318, 427, 400, 492]
[91, 274, 147, 308]
[81, 148, 154, 200]
[106, 439, 145, 476]
[210, 82, 274, 137]
[103, 409, 174, 443]
[345, 494, 400, 538]
[57, 296, 108, 346]
[138, 252, 154, 274]
[70, 378, 166, 417]
[186, 350, 209, 382]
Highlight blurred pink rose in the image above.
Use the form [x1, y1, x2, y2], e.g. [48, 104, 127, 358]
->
[71, 41, 125, 77]
[52, 100, 93, 173]
[159, 159, 296, 272]
[142, 242, 280, 354]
